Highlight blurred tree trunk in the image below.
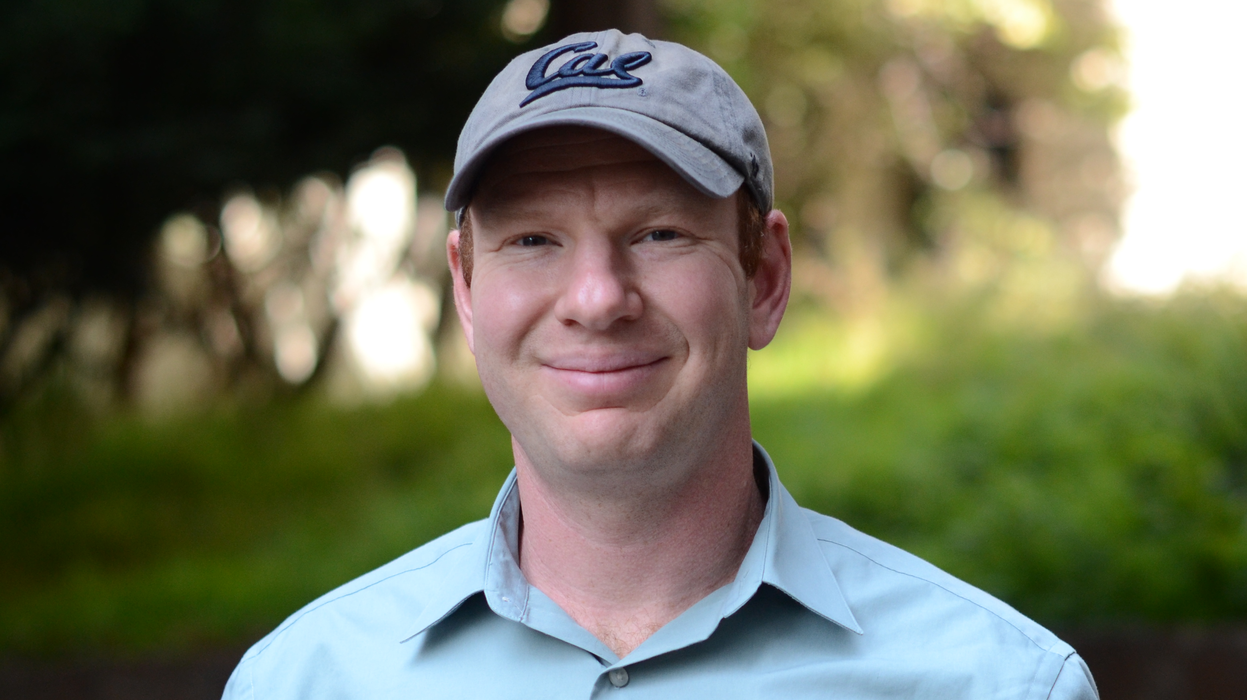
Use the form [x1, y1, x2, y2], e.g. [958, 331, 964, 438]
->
[548, 0, 662, 38]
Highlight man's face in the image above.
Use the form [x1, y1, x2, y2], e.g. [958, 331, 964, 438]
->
[450, 127, 777, 480]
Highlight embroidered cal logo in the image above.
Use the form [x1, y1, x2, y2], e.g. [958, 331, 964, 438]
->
[521, 41, 653, 107]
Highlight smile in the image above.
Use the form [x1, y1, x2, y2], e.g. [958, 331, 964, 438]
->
[539, 356, 669, 399]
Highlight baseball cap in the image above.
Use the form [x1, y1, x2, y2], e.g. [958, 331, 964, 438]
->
[444, 29, 773, 218]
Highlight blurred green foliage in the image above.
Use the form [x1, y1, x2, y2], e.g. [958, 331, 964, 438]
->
[4, 289, 1247, 653]
[1, 385, 515, 652]
[1, 0, 521, 298]
[755, 289, 1247, 623]
[666, 0, 1125, 296]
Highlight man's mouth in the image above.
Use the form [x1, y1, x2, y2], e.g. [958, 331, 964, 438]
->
[543, 354, 667, 373]
[539, 354, 670, 398]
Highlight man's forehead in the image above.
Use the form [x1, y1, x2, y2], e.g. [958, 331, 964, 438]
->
[472, 126, 709, 208]
[481, 127, 657, 179]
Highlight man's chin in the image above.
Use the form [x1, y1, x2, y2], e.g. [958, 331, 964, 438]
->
[538, 376, 673, 417]
[520, 415, 668, 473]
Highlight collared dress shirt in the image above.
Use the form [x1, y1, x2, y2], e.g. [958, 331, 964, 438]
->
[222, 443, 1097, 699]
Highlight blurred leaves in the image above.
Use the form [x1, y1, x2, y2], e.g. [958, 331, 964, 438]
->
[0, 0, 521, 299]
[754, 289, 1247, 623]
[665, 0, 1127, 309]
[0, 383, 513, 651]
[1, 0, 517, 411]
[2, 0, 1132, 411]
[5, 290, 1247, 652]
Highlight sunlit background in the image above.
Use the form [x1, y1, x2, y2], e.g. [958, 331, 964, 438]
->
[140, 152, 444, 412]
[1104, 0, 1247, 295]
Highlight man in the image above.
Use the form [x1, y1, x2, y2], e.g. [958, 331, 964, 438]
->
[224, 30, 1097, 699]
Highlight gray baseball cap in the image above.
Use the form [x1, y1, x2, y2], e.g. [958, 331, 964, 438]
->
[444, 30, 772, 216]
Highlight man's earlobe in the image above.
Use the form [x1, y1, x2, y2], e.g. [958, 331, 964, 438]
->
[747, 210, 792, 351]
[447, 229, 476, 355]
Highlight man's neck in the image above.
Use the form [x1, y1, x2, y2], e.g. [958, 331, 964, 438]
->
[512, 433, 765, 659]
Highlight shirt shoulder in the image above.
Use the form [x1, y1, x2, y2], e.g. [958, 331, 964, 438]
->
[806, 508, 1069, 653]
[223, 519, 486, 699]
[804, 509, 1097, 700]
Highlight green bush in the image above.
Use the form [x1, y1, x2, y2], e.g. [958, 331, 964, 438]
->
[3, 291, 1246, 653]
[756, 291, 1247, 623]
[0, 385, 514, 652]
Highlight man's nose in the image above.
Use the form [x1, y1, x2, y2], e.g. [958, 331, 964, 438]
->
[553, 240, 642, 330]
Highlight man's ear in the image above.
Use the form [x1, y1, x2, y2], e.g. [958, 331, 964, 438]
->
[446, 229, 475, 355]
[747, 210, 792, 351]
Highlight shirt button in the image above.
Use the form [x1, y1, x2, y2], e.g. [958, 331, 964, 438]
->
[608, 667, 630, 688]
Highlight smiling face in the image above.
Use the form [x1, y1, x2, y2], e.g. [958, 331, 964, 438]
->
[449, 127, 789, 491]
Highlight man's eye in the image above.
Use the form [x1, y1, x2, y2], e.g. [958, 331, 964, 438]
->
[644, 229, 680, 242]
[518, 235, 549, 247]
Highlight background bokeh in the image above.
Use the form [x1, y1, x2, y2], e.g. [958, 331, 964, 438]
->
[3, 0, 1246, 696]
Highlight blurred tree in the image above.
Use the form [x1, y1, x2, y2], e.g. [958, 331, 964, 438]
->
[0, 0, 533, 407]
[548, 0, 663, 38]
[0, 0, 674, 411]
[0, 0, 522, 303]
[663, 0, 1127, 310]
[1, 0, 1128, 411]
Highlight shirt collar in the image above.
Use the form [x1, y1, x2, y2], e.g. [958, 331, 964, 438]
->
[749, 441, 862, 634]
[401, 441, 862, 643]
[400, 475, 517, 641]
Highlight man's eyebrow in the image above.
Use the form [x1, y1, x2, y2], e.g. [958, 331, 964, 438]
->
[475, 194, 713, 232]
[468, 203, 561, 234]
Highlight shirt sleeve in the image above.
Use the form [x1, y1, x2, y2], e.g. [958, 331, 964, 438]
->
[221, 655, 255, 700]
[1047, 653, 1099, 700]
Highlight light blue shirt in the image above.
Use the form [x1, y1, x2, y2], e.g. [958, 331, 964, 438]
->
[223, 443, 1097, 699]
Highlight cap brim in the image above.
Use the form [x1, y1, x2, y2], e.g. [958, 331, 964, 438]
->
[444, 106, 745, 212]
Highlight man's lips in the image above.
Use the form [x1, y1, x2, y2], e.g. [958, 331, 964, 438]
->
[542, 354, 667, 373]
[538, 355, 669, 398]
